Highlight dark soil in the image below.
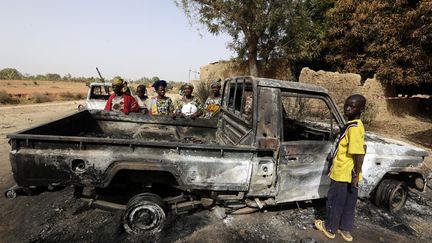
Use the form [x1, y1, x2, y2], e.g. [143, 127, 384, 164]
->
[1, 178, 432, 243]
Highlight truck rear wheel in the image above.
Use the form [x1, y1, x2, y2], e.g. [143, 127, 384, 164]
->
[374, 179, 407, 212]
[122, 193, 166, 235]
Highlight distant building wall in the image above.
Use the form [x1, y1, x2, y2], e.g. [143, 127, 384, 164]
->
[299, 67, 423, 118]
[200, 60, 293, 82]
[200, 61, 249, 82]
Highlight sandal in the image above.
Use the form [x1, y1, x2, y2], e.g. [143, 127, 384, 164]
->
[314, 219, 335, 239]
[338, 229, 353, 242]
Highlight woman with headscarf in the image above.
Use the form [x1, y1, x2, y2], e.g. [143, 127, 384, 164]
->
[104, 77, 139, 114]
[148, 80, 174, 116]
[203, 79, 222, 118]
[173, 83, 203, 119]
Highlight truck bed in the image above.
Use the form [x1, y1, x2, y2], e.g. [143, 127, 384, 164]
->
[7, 110, 270, 191]
[13, 110, 219, 143]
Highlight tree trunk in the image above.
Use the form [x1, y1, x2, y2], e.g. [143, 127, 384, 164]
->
[247, 35, 259, 77]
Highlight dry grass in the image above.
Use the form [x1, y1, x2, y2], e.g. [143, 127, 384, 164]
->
[0, 90, 20, 104]
[0, 80, 87, 105]
[33, 93, 52, 103]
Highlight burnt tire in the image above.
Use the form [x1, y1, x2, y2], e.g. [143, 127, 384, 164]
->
[374, 179, 408, 212]
[122, 193, 166, 235]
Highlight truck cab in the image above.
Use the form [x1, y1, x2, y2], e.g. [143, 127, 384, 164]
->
[220, 77, 428, 207]
[78, 82, 113, 110]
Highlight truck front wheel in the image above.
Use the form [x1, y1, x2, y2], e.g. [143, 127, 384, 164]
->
[123, 193, 166, 235]
[374, 179, 408, 212]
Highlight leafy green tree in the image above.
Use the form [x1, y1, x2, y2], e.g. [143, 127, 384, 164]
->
[62, 73, 72, 81]
[45, 73, 62, 81]
[151, 76, 160, 82]
[324, 0, 432, 85]
[177, 0, 305, 77]
[36, 74, 46, 80]
[283, 0, 334, 78]
[0, 68, 23, 80]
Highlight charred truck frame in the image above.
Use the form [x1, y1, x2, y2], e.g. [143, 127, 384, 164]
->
[5, 77, 429, 235]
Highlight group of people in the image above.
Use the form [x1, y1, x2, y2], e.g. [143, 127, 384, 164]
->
[104, 77, 222, 119]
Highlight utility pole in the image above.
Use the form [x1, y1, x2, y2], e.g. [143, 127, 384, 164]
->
[188, 67, 200, 83]
[188, 67, 191, 83]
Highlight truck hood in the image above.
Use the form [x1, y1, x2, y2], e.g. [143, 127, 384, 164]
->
[365, 133, 428, 158]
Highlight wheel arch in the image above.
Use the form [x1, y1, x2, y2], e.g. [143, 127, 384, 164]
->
[370, 171, 426, 197]
[101, 161, 183, 188]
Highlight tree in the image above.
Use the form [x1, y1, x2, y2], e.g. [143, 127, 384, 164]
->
[177, 0, 304, 77]
[324, 0, 432, 85]
[45, 73, 62, 81]
[0, 68, 23, 80]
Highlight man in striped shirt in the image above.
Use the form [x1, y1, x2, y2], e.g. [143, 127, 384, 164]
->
[315, 94, 367, 242]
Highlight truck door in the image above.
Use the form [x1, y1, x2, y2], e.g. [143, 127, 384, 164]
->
[276, 94, 341, 203]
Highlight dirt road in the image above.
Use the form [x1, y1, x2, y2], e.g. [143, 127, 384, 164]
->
[1, 102, 432, 242]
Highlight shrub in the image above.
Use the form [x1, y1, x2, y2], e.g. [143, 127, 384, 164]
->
[34, 93, 52, 103]
[33, 81, 38, 85]
[75, 93, 84, 99]
[59, 91, 75, 99]
[0, 91, 19, 104]
[194, 80, 211, 103]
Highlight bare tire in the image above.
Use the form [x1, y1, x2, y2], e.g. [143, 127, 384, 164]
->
[374, 179, 408, 212]
[123, 193, 166, 235]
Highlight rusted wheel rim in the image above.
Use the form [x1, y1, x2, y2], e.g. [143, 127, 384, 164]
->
[123, 201, 165, 234]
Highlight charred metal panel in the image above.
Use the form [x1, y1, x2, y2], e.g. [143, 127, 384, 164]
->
[358, 136, 428, 197]
[256, 87, 281, 149]
[219, 113, 253, 146]
[161, 151, 253, 191]
[9, 139, 256, 191]
[247, 158, 277, 196]
[256, 77, 329, 94]
[276, 141, 332, 203]
[365, 133, 428, 157]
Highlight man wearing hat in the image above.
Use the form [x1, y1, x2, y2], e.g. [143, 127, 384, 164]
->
[203, 79, 222, 118]
[104, 77, 139, 114]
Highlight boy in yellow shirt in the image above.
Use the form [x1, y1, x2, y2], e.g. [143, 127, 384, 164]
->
[315, 94, 367, 242]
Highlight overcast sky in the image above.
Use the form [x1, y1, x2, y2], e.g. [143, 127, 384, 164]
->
[0, 0, 233, 81]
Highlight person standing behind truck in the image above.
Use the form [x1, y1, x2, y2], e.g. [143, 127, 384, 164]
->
[133, 85, 149, 114]
[148, 80, 174, 116]
[203, 79, 222, 119]
[173, 83, 203, 119]
[104, 77, 139, 115]
[315, 94, 367, 242]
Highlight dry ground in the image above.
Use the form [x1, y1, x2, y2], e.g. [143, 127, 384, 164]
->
[0, 80, 181, 105]
[0, 80, 88, 96]
[0, 101, 431, 242]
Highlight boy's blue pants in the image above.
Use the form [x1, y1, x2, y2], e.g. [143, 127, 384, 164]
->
[325, 179, 358, 233]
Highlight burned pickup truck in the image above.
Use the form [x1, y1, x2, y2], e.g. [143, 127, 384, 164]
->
[5, 77, 429, 234]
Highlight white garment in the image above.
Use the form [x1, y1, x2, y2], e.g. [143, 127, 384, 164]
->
[181, 103, 198, 116]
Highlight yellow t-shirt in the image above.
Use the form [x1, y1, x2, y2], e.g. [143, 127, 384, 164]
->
[329, 119, 365, 183]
